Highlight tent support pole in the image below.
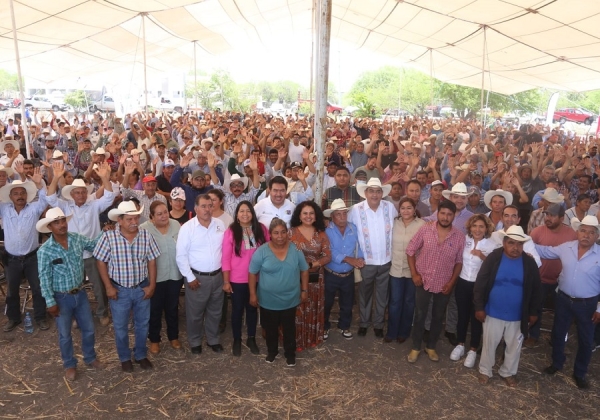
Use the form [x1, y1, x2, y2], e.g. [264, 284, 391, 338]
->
[9, 0, 30, 159]
[194, 41, 198, 109]
[142, 13, 148, 114]
[480, 25, 487, 133]
[314, 0, 331, 204]
[429, 49, 433, 108]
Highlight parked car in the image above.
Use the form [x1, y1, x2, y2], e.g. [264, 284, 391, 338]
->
[24, 95, 67, 111]
[553, 108, 595, 125]
[0, 99, 9, 111]
[90, 95, 116, 112]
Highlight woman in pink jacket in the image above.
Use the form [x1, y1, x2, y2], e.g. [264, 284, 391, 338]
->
[222, 200, 269, 356]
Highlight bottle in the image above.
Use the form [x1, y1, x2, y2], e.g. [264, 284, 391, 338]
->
[24, 312, 34, 334]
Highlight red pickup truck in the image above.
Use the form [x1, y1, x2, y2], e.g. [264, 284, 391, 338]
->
[553, 108, 595, 125]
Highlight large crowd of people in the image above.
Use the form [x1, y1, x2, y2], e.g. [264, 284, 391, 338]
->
[0, 109, 599, 389]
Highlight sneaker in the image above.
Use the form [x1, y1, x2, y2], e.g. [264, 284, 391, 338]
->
[463, 350, 477, 368]
[450, 344, 465, 361]
[341, 329, 353, 340]
[286, 357, 296, 367]
[265, 353, 277, 364]
[323, 329, 329, 340]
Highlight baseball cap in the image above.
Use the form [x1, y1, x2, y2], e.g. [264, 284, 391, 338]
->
[290, 161, 303, 169]
[191, 170, 206, 179]
[468, 185, 482, 196]
[142, 175, 157, 183]
[163, 158, 175, 167]
[243, 159, 251, 167]
[543, 203, 565, 218]
[168, 147, 179, 154]
[170, 187, 186, 201]
[431, 180, 444, 189]
[327, 160, 339, 167]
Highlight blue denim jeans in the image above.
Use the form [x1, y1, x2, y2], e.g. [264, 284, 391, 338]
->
[54, 289, 96, 369]
[386, 276, 415, 340]
[551, 291, 597, 378]
[109, 280, 150, 362]
[528, 283, 557, 339]
[324, 270, 355, 331]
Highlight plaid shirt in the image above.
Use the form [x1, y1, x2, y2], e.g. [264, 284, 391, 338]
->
[406, 222, 465, 293]
[93, 227, 161, 287]
[38, 232, 99, 308]
[323, 185, 363, 210]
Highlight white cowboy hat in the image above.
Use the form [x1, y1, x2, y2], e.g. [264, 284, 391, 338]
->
[571, 215, 600, 232]
[201, 137, 214, 148]
[227, 173, 249, 190]
[61, 179, 94, 201]
[483, 189, 513, 209]
[51, 150, 63, 160]
[91, 147, 110, 158]
[498, 225, 531, 242]
[356, 178, 392, 199]
[540, 188, 565, 204]
[323, 198, 349, 218]
[0, 140, 19, 155]
[455, 163, 469, 171]
[108, 201, 144, 221]
[0, 165, 14, 177]
[0, 180, 37, 203]
[36, 207, 73, 233]
[442, 182, 471, 199]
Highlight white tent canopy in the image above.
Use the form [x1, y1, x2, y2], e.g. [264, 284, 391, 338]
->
[1, 0, 599, 94]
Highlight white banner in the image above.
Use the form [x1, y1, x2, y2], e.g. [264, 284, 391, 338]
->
[545, 92, 559, 127]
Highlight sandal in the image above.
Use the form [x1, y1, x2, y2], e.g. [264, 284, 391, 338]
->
[503, 375, 517, 387]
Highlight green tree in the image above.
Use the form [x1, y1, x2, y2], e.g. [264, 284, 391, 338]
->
[186, 80, 213, 109]
[63, 90, 89, 109]
[0, 69, 19, 93]
[347, 66, 431, 113]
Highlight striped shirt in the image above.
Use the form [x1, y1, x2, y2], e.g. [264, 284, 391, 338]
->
[93, 227, 161, 287]
[38, 232, 99, 307]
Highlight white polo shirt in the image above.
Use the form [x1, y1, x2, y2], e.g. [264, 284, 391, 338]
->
[254, 197, 295, 229]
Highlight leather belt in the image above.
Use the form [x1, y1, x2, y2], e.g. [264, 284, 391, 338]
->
[324, 267, 353, 278]
[110, 278, 147, 289]
[191, 268, 222, 277]
[6, 248, 39, 260]
[558, 290, 596, 302]
[56, 284, 83, 295]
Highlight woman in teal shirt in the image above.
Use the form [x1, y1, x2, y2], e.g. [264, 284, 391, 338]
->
[249, 218, 309, 367]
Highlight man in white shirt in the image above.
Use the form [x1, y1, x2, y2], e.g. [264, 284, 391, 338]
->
[348, 178, 398, 338]
[287, 133, 305, 163]
[491, 205, 542, 267]
[254, 176, 296, 228]
[176, 194, 226, 355]
[46, 161, 115, 326]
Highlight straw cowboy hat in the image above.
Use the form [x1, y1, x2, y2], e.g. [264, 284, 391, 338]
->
[571, 215, 600, 232]
[227, 173, 249, 190]
[0, 164, 14, 177]
[108, 201, 144, 221]
[356, 178, 392, 199]
[540, 188, 565, 204]
[61, 179, 94, 201]
[442, 182, 471, 199]
[0, 140, 19, 155]
[91, 147, 110, 158]
[483, 189, 513, 209]
[36, 207, 73, 233]
[498, 225, 531, 242]
[324, 198, 349, 218]
[0, 180, 38, 203]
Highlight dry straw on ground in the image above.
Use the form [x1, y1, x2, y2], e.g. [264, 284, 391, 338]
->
[0, 290, 598, 419]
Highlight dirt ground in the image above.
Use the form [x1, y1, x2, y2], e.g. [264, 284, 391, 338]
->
[0, 289, 598, 420]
